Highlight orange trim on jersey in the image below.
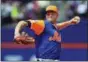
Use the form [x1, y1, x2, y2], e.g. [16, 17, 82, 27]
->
[30, 20, 45, 35]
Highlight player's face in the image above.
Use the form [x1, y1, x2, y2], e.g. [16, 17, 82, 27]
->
[46, 11, 58, 23]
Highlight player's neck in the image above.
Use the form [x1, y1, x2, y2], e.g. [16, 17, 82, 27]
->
[51, 20, 57, 24]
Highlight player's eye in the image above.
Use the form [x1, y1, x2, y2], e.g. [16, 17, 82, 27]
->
[47, 13, 51, 16]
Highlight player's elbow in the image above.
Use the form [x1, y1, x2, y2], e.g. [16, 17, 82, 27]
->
[15, 21, 28, 31]
[17, 21, 28, 27]
[19, 21, 27, 25]
[15, 21, 28, 35]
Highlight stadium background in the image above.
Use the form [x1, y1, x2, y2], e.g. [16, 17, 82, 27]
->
[1, 0, 88, 61]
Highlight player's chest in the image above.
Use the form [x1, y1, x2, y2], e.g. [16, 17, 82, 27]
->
[45, 25, 61, 42]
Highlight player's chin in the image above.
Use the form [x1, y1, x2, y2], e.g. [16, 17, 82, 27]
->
[47, 18, 53, 21]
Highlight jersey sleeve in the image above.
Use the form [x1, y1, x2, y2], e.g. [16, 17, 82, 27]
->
[30, 20, 45, 35]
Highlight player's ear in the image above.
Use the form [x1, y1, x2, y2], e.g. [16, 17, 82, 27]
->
[56, 12, 59, 18]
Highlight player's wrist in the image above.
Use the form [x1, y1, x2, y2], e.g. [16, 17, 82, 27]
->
[70, 19, 77, 25]
[68, 21, 72, 25]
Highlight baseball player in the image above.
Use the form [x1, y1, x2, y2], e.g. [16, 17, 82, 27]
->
[14, 5, 80, 61]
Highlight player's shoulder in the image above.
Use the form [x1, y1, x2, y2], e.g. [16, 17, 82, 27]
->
[34, 20, 45, 26]
[29, 19, 45, 35]
[35, 20, 52, 27]
[35, 20, 44, 24]
[28, 19, 51, 26]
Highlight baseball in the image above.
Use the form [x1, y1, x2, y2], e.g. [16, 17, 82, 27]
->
[71, 16, 80, 24]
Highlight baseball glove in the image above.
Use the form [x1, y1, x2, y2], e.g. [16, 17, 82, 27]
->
[14, 32, 35, 45]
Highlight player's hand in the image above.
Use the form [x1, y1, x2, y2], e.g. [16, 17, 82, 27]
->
[70, 16, 80, 25]
[14, 32, 35, 45]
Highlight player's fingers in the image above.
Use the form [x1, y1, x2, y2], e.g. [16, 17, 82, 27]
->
[28, 38, 35, 42]
[74, 16, 80, 20]
[21, 40, 32, 45]
[71, 16, 80, 24]
[14, 39, 21, 44]
[27, 37, 33, 40]
[26, 39, 35, 42]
